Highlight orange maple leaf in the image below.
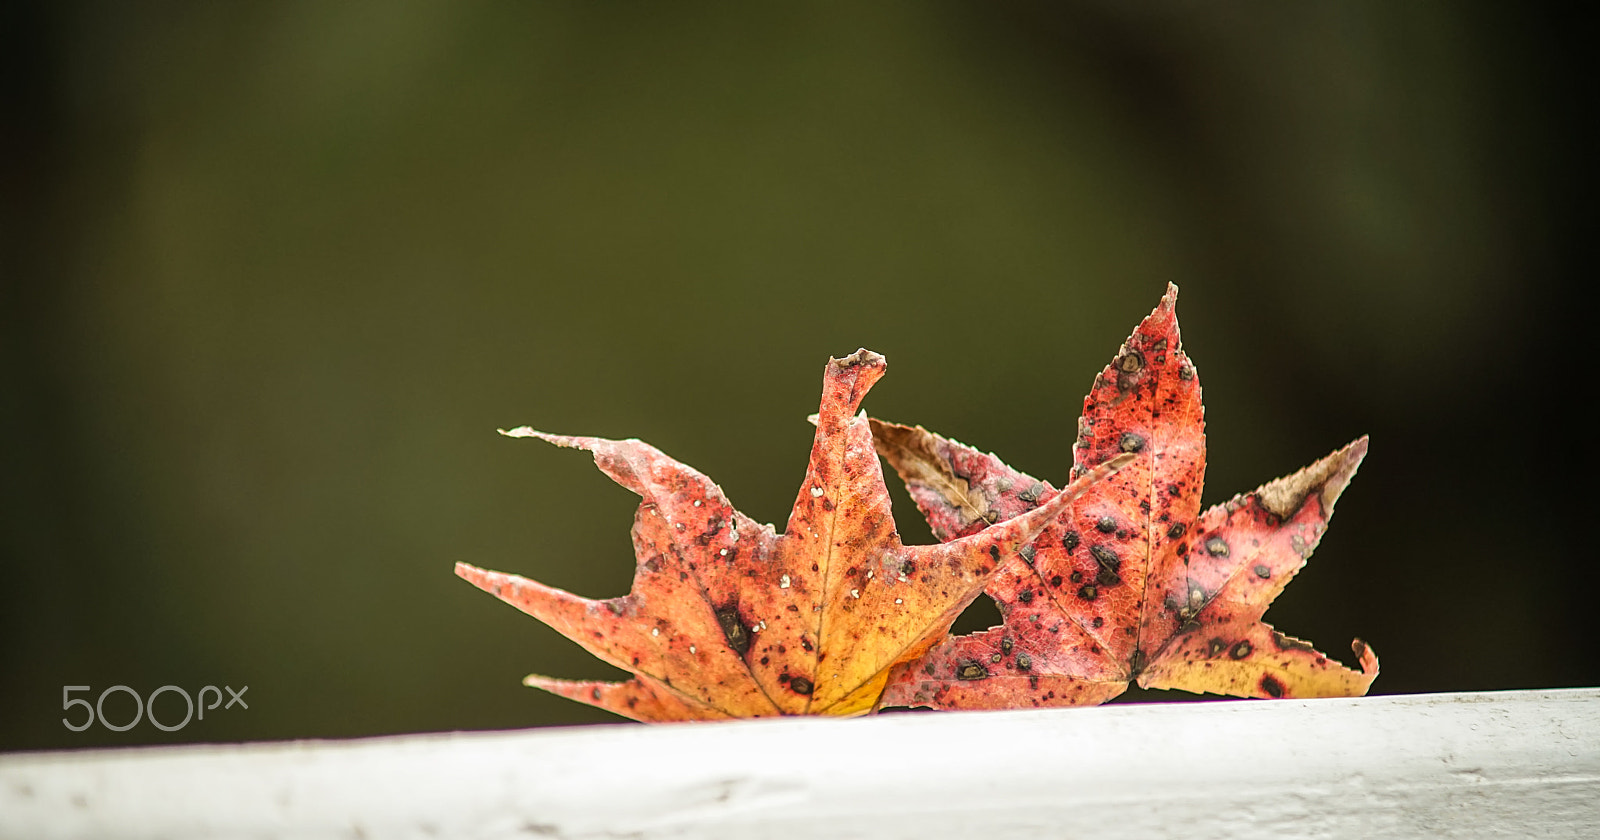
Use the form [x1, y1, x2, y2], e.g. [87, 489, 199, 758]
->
[457, 350, 1130, 721]
[874, 285, 1377, 710]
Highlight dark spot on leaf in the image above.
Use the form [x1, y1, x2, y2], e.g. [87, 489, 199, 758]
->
[715, 606, 751, 655]
[1254, 564, 1271, 579]
[1129, 649, 1147, 677]
[1090, 544, 1121, 571]
[820, 497, 834, 512]
[1097, 567, 1122, 587]
[989, 546, 1001, 563]
[761, 656, 770, 665]
[1230, 640, 1253, 660]
[606, 601, 625, 616]
[1179, 364, 1195, 381]
[1029, 675, 1040, 690]
[1093, 617, 1106, 629]
[1077, 585, 1098, 601]
[1018, 482, 1044, 504]
[1167, 523, 1186, 539]
[1118, 433, 1145, 454]
[1118, 350, 1144, 374]
[1018, 545, 1036, 564]
[1018, 589, 1035, 603]
[1205, 536, 1230, 557]
[592, 688, 602, 701]
[1050, 574, 1063, 587]
[990, 654, 1002, 664]
[790, 677, 814, 695]
[1070, 570, 1083, 584]
[900, 560, 915, 576]
[1062, 531, 1081, 551]
[1016, 653, 1032, 671]
[693, 519, 723, 546]
[1096, 516, 1117, 533]
[1001, 637, 1013, 654]
[924, 663, 936, 676]
[956, 660, 989, 681]
[1260, 675, 1285, 698]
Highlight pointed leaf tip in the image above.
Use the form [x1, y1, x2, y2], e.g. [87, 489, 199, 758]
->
[454, 561, 491, 588]
[1254, 436, 1369, 522]
[496, 427, 584, 448]
[521, 674, 735, 722]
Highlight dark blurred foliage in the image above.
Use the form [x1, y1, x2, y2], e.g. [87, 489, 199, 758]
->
[2, 2, 1589, 750]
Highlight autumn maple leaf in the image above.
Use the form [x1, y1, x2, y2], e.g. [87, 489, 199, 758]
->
[457, 350, 1130, 721]
[873, 285, 1378, 710]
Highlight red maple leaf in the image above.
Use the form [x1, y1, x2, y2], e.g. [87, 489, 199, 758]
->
[873, 285, 1377, 710]
[457, 350, 1129, 720]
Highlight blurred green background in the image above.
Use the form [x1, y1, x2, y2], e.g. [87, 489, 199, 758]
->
[2, 2, 1587, 750]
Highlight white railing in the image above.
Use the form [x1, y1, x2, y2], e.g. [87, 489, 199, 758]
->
[3, 687, 1596, 839]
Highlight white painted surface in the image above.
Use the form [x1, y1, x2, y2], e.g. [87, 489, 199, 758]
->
[2, 688, 1596, 839]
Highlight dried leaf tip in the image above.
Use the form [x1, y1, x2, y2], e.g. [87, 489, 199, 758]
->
[1254, 436, 1368, 521]
[834, 348, 886, 368]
